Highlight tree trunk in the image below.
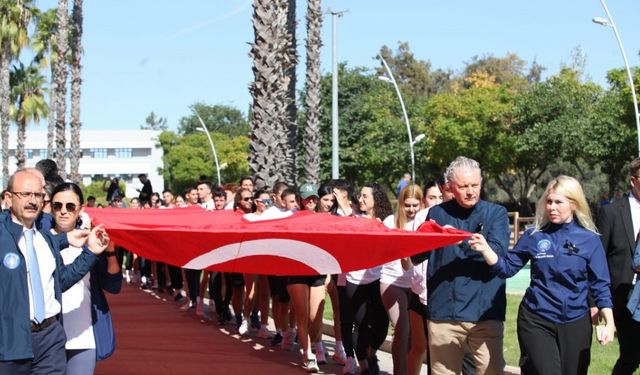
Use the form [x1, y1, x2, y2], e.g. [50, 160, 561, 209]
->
[302, 0, 322, 185]
[283, 0, 297, 186]
[16, 121, 27, 168]
[47, 73, 56, 158]
[54, 0, 69, 178]
[69, 0, 83, 183]
[249, 0, 292, 189]
[0, 44, 10, 184]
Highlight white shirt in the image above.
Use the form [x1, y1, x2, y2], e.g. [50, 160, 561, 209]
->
[379, 215, 413, 288]
[16, 223, 60, 321]
[200, 199, 215, 211]
[345, 215, 385, 285]
[629, 193, 640, 241]
[60, 245, 96, 349]
[410, 207, 432, 304]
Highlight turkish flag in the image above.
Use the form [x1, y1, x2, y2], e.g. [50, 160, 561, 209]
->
[85, 207, 470, 275]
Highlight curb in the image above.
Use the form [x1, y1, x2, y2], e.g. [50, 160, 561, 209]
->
[321, 318, 521, 375]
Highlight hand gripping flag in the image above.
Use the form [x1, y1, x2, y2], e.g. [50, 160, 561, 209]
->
[85, 206, 470, 275]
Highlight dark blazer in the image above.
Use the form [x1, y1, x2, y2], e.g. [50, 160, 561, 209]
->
[0, 212, 98, 361]
[597, 195, 635, 304]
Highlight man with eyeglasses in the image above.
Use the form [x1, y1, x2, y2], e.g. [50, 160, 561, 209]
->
[597, 157, 640, 375]
[0, 169, 110, 374]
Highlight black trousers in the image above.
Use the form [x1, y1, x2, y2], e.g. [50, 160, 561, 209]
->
[212, 272, 232, 316]
[612, 287, 640, 375]
[342, 280, 389, 361]
[517, 303, 592, 375]
[168, 265, 183, 290]
[185, 269, 202, 302]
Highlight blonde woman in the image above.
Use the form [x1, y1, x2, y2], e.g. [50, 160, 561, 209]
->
[381, 184, 424, 375]
[469, 176, 614, 375]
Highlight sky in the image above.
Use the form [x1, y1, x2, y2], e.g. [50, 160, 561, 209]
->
[33, 0, 640, 132]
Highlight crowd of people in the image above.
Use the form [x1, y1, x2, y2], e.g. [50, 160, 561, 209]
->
[2, 155, 640, 375]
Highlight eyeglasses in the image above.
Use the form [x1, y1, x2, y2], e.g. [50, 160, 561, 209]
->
[52, 202, 78, 212]
[10, 191, 46, 200]
[257, 198, 273, 205]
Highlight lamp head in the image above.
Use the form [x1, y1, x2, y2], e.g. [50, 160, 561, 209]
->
[592, 17, 610, 26]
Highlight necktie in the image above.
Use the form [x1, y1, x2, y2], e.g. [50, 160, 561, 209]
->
[25, 229, 45, 323]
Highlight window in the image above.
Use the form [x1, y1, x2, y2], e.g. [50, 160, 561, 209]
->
[40, 149, 48, 159]
[91, 148, 108, 158]
[115, 148, 132, 158]
[25, 149, 33, 159]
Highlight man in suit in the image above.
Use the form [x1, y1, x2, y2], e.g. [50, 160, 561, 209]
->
[597, 157, 640, 375]
[0, 169, 109, 374]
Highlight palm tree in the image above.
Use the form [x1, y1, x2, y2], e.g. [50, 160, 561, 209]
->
[249, 0, 293, 189]
[10, 62, 48, 168]
[53, 0, 69, 178]
[302, 0, 322, 184]
[284, 0, 297, 185]
[69, 0, 83, 183]
[0, 0, 35, 184]
[32, 8, 58, 159]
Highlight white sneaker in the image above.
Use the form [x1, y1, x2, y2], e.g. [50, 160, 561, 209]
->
[124, 270, 131, 284]
[257, 325, 273, 339]
[314, 342, 327, 364]
[342, 356, 357, 375]
[238, 319, 249, 335]
[304, 354, 319, 373]
[179, 301, 193, 311]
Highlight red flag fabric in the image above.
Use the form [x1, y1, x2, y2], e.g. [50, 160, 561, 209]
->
[85, 207, 470, 275]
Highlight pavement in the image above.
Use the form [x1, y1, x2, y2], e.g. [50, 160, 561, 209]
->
[95, 282, 520, 374]
[95, 283, 417, 375]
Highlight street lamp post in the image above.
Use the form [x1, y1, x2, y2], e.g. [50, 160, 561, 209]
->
[593, 0, 640, 156]
[328, 8, 347, 179]
[378, 54, 419, 181]
[194, 109, 222, 187]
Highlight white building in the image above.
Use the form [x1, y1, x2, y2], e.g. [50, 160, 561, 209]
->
[3, 129, 164, 198]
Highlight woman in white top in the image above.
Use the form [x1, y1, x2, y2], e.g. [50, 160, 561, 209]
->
[51, 183, 122, 375]
[405, 180, 443, 375]
[341, 183, 392, 374]
[381, 184, 424, 375]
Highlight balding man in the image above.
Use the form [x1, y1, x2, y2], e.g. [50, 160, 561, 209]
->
[0, 169, 110, 374]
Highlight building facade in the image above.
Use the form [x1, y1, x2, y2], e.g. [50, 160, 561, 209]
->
[2, 130, 164, 198]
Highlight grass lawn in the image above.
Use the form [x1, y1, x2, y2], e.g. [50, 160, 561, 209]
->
[322, 293, 626, 374]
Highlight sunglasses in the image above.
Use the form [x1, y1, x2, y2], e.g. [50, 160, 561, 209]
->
[242, 197, 253, 202]
[257, 198, 273, 205]
[52, 202, 78, 212]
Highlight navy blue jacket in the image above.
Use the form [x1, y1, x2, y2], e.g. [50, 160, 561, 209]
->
[0, 212, 98, 361]
[492, 220, 612, 323]
[413, 199, 510, 322]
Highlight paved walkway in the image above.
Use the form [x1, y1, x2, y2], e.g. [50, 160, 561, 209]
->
[94, 283, 408, 375]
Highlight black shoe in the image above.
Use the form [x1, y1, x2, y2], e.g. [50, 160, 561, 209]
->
[157, 288, 165, 294]
[174, 294, 186, 302]
[250, 311, 260, 330]
[271, 332, 283, 347]
[367, 355, 379, 375]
